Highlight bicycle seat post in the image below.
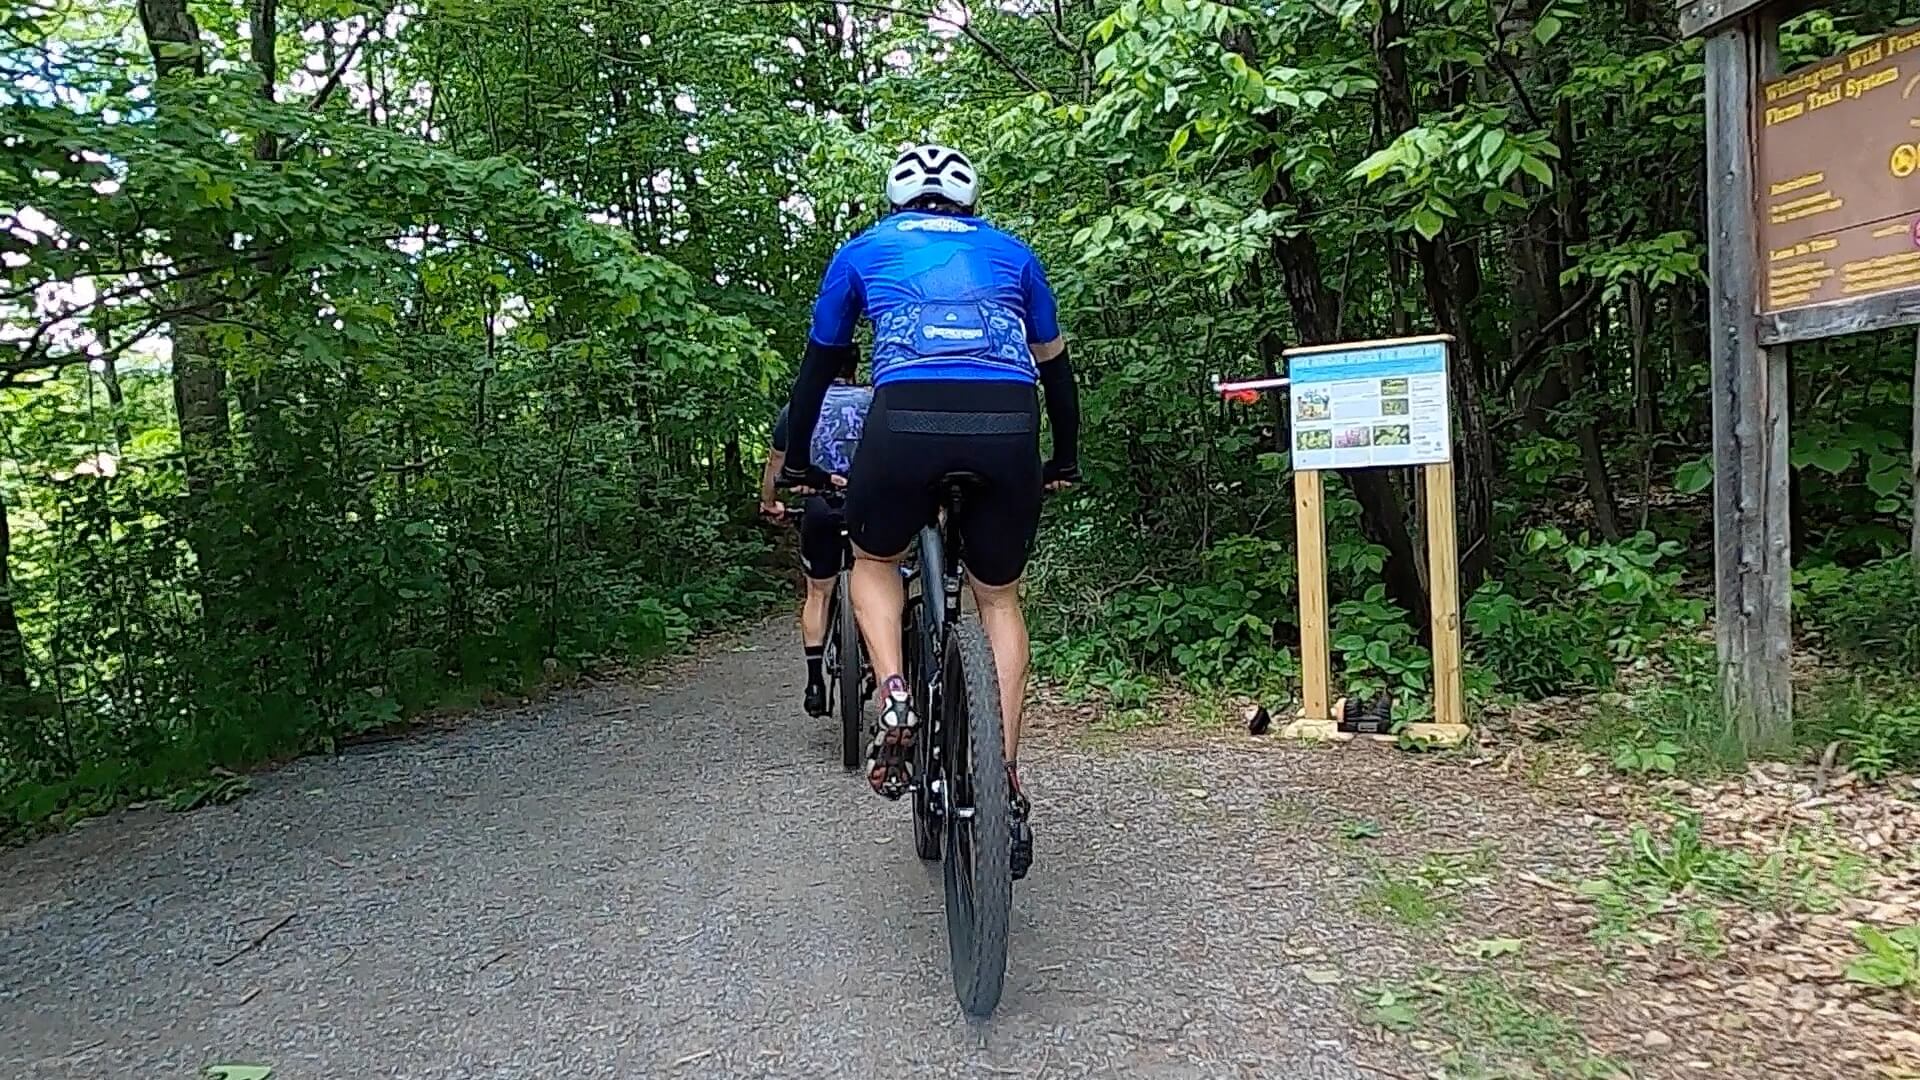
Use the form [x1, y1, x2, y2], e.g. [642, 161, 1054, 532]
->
[937, 472, 982, 591]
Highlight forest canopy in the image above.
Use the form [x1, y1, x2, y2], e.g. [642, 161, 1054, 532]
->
[4, 0, 1919, 828]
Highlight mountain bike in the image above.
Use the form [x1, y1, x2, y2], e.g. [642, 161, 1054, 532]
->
[900, 473, 1012, 1018]
[776, 492, 868, 769]
[818, 494, 868, 770]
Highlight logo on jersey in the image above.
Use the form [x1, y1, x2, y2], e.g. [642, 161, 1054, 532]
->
[896, 216, 976, 233]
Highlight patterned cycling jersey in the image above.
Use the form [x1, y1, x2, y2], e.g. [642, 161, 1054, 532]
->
[808, 211, 1061, 386]
[773, 383, 872, 476]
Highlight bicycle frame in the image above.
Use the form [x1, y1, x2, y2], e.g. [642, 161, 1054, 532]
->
[912, 509, 964, 654]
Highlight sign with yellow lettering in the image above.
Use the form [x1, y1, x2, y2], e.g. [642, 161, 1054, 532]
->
[1756, 26, 1920, 313]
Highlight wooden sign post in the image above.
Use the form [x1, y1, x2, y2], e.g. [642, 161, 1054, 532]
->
[1222, 334, 1469, 747]
[1683, 6, 1920, 751]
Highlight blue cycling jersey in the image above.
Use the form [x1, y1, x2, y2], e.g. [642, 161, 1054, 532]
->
[773, 383, 872, 476]
[808, 211, 1061, 386]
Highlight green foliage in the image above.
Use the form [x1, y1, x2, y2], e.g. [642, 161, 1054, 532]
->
[1577, 812, 1870, 954]
[1031, 527, 1302, 698]
[1465, 583, 1614, 698]
[0, 2, 786, 830]
[1331, 585, 1431, 714]
[1362, 848, 1496, 928]
[1362, 970, 1625, 1079]
[1582, 637, 1746, 777]
[1610, 739, 1682, 776]
[1470, 528, 1701, 699]
[1797, 680, 1920, 782]
[1845, 925, 1920, 994]
[6, 0, 1918, 830]
[1799, 559, 1920, 675]
[1618, 813, 1762, 901]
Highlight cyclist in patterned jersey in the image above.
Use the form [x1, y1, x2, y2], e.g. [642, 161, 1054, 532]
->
[782, 144, 1081, 881]
[760, 349, 872, 718]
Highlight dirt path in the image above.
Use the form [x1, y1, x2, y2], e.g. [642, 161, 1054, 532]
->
[0, 623, 1420, 1080]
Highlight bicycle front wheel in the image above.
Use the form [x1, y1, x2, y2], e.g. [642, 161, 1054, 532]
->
[836, 571, 862, 770]
[941, 615, 1011, 1017]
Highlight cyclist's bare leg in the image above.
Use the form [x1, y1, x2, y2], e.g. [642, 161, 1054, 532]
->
[801, 575, 833, 647]
[799, 574, 834, 714]
[849, 546, 904, 689]
[967, 575, 1028, 760]
[851, 544, 915, 797]
[970, 572, 1036, 879]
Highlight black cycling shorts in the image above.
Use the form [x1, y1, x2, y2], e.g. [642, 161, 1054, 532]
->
[844, 379, 1042, 587]
[799, 495, 845, 581]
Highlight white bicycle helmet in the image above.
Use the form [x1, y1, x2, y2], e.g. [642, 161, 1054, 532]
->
[884, 144, 979, 211]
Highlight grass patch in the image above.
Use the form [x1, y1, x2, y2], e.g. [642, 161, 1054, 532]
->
[1797, 557, 1920, 675]
[1090, 706, 1167, 735]
[1577, 811, 1873, 954]
[1845, 924, 1920, 996]
[1363, 969, 1625, 1079]
[1797, 677, 1920, 781]
[1264, 796, 1313, 828]
[1580, 640, 1748, 776]
[1362, 847, 1498, 930]
[1338, 817, 1384, 842]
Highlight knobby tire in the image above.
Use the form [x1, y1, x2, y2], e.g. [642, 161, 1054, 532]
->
[942, 615, 1011, 1017]
[836, 571, 862, 770]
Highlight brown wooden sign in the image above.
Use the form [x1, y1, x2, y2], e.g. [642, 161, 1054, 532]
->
[1755, 26, 1920, 315]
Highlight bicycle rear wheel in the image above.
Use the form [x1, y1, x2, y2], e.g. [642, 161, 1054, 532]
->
[940, 615, 1011, 1017]
[835, 571, 862, 770]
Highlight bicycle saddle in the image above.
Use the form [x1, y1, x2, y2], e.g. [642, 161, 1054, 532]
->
[932, 470, 988, 505]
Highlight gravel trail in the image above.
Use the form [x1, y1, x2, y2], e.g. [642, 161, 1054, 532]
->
[1, 623, 1412, 1080]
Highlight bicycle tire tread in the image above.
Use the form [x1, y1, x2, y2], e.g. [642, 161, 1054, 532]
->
[946, 615, 1011, 1017]
[837, 573, 862, 770]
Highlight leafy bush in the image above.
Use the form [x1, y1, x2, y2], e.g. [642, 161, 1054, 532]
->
[1332, 585, 1432, 714]
[1030, 530, 1301, 697]
[1465, 583, 1615, 698]
[1470, 529, 1701, 698]
[1583, 636, 1743, 775]
[1798, 558, 1920, 674]
[1799, 681, 1920, 782]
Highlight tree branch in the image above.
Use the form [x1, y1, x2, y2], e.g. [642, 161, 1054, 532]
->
[307, 18, 377, 112]
[1485, 2, 1544, 128]
[1044, 0, 1082, 56]
[1495, 282, 1600, 398]
[731, 0, 1048, 95]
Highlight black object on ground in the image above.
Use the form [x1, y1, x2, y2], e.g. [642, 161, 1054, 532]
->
[1336, 692, 1394, 736]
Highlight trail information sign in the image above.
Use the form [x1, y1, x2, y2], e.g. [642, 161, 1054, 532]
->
[1757, 26, 1920, 314]
[1286, 336, 1452, 471]
[1212, 332, 1468, 745]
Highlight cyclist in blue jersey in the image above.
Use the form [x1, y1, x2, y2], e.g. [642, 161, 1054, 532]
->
[760, 350, 872, 717]
[782, 144, 1081, 881]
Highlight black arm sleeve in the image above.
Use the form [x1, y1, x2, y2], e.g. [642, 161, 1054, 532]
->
[770, 404, 789, 454]
[782, 340, 853, 475]
[1037, 347, 1080, 468]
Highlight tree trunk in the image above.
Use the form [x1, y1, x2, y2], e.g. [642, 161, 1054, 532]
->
[1568, 352, 1626, 540]
[1629, 278, 1656, 530]
[1224, 23, 1430, 623]
[0, 488, 27, 693]
[1375, 0, 1495, 587]
[139, 0, 235, 623]
[1266, 180, 1432, 626]
[249, 0, 278, 160]
[1672, 284, 1711, 440]
[1551, 97, 1623, 539]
